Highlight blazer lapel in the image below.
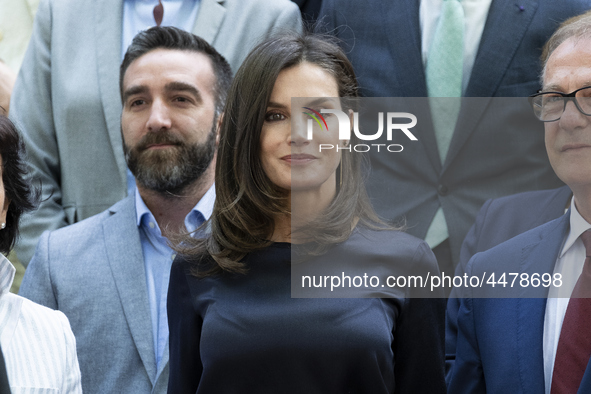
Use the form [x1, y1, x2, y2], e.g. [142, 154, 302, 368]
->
[191, 0, 226, 44]
[382, 1, 442, 171]
[465, 0, 538, 98]
[94, 0, 127, 187]
[154, 338, 169, 389]
[517, 213, 570, 393]
[444, 0, 539, 169]
[103, 196, 157, 383]
[384, 0, 426, 98]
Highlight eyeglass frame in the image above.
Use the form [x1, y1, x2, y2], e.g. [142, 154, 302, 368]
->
[528, 85, 591, 122]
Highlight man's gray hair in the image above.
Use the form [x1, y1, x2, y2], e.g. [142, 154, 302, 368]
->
[541, 10, 591, 85]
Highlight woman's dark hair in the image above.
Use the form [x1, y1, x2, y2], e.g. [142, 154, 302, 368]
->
[0, 115, 39, 254]
[179, 33, 389, 276]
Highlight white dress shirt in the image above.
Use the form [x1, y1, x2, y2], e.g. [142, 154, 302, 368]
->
[0, 254, 82, 393]
[420, 0, 493, 94]
[543, 197, 591, 393]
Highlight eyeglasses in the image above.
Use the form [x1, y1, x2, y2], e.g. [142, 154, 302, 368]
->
[529, 86, 591, 122]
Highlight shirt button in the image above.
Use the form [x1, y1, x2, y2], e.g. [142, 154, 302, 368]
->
[149, 222, 155, 229]
[437, 184, 448, 196]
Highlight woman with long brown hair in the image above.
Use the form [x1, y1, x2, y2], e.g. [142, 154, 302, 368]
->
[167, 33, 445, 393]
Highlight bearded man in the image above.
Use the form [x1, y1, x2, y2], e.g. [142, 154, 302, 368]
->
[19, 27, 232, 394]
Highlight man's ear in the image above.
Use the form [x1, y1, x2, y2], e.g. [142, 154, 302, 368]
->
[215, 113, 224, 147]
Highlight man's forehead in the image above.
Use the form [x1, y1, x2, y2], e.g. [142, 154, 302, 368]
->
[544, 36, 591, 89]
[123, 48, 216, 90]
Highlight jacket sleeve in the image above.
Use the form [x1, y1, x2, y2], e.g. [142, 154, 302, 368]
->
[19, 230, 58, 310]
[11, 0, 69, 266]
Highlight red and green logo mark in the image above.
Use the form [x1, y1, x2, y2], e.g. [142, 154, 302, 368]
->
[303, 107, 328, 131]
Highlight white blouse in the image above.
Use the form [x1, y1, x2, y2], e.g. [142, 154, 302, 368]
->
[0, 254, 82, 393]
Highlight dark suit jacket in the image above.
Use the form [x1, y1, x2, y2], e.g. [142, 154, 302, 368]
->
[447, 213, 591, 393]
[317, 0, 590, 263]
[445, 185, 572, 381]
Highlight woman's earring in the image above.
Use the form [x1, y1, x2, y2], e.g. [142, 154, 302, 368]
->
[1, 223, 5, 230]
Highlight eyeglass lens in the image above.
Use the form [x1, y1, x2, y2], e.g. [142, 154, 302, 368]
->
[533, 87, 591, 121]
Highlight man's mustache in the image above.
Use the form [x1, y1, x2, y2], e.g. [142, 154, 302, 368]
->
[135, 132, 184, 151]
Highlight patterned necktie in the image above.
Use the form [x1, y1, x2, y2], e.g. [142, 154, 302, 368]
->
[423, 0, 464, 249]
[551, 229, 591, 393]
[425, 0, 464, 162]
[153, 0, 164, 26]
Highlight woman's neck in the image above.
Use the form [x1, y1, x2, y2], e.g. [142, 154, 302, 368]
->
[270, 184, 336, 243]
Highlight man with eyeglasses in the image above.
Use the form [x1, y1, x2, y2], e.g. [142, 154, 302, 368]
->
[448, 12, 591, 394]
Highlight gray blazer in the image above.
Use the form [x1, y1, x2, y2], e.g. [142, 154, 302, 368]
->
[11, 0, 302, 264]
[20, 195, 167, 393]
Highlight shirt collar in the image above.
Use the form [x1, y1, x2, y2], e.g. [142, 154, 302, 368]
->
[0, 254, 15, 297]
[129, 0, 192, 4]
[134, 184, 215, 230]
[560, 196, 591, 258]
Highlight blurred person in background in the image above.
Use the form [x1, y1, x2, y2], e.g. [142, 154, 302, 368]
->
[0, 0, 39, 113]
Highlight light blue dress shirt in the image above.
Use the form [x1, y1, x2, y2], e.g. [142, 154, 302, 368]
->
[135, 184, 215, 369]
[121, 0, 201, 59]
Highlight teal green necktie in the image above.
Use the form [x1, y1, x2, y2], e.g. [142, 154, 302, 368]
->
[424, 0, 464, 250]
[425, 0, 464, 162]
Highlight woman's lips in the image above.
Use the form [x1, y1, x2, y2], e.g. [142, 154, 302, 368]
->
[282, 154, 317, 164]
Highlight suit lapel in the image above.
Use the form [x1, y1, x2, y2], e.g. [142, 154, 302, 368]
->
[103, 196, 157, 383]
[382, 1, 442, 171]
[191, 0, 226, 44]
[465, 0, 538, 98]
[443, 0, 539, 169]
[384, 0, 425, 97]
[94, 0, 127, 187]
[154, 338, 169, 388]
[525, 186, 572, 230]
[517, 214, 569, 393]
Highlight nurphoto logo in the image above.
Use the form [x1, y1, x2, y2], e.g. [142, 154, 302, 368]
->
[303, 107, 418, 153]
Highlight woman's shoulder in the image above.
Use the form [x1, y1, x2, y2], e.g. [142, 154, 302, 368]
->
[349, 226, 431, 253]
[5, 293, 72, 330]
[1, 293, 77, 355]
[338, 226, 438, 272]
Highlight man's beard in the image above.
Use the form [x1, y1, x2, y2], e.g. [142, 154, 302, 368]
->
[124, 127, 216, 195]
